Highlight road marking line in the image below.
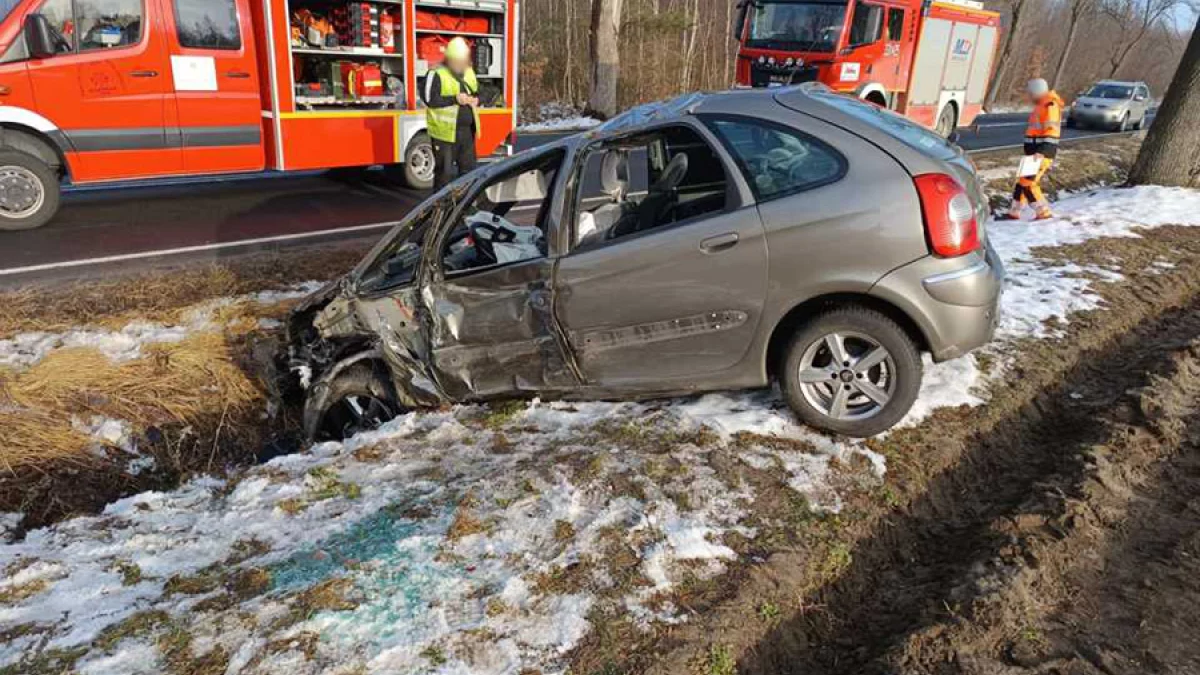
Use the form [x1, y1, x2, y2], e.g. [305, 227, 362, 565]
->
[0, 221, 399, 278]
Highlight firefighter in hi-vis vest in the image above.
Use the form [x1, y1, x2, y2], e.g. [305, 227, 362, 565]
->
[423, 37, 481, 190]
[1002, 78, 1064, 221]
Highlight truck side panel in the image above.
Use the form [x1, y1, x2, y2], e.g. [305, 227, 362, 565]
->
[906, 16, 952, 126]
[906, 2, 999, 129]
[966, 24, 998, 110]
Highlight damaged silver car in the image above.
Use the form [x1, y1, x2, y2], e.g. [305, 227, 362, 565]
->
[287, 84, 1004, 441]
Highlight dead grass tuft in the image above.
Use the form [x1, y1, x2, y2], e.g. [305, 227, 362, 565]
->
[0, 331, 264, 472]
[0, 247, 364, 338]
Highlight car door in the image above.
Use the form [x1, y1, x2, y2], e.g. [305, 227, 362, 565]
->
[422, 149, 579, 401]
[25, 0, 182, 181]
[161, 0, 263, 173]
[554, 121, 769, 388]
[842, 1, 886, 87]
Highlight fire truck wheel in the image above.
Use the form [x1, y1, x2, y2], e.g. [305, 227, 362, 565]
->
[402, 132, 436, 190]
[934, 104, 958, 139]
[0, 150, 59, 231]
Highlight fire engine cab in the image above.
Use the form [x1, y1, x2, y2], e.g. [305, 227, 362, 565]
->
[0, 0, 520, 230]
[734, 0, 999, 137]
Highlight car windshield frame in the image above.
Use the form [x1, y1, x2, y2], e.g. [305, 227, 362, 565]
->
[745, 0, 848, 53]
[1084, 84, 1134, 100]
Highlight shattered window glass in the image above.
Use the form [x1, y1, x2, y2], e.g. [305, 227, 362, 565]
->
[358, 208, 436, 292]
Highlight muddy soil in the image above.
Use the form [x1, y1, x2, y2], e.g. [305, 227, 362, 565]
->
[625, 226, 1200, 675]
[743, 295, 1200, 675]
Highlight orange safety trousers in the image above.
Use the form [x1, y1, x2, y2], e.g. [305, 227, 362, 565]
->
[1010, 157, 1054, 219]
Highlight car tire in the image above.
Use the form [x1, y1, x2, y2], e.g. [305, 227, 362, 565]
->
[401, 132, 436, 190]
[1116, 113, 1130, 132]
[780, 307, 923, 438]
[934, 104, 957, 139]
[310, 364, 403, 442]
[0, 149, 61, 231]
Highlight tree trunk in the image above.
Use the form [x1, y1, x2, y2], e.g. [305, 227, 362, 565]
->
[1128, 16, 1200, 187]
[1051, 9, 1081, 91]
[985, 0, 1025, 108]
[586, 0, 624, 118]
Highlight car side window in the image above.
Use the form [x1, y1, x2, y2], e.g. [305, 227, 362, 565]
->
[441, 152, 563, 275]
[573, 125, 729, 249]
[35, 0, 142, 54]
[174, 0, 241, 50]
[704, 116, 845, 202]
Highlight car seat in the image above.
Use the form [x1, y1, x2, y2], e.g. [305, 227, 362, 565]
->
[577, 150, 630, 244]
[615, 151, 689, 239]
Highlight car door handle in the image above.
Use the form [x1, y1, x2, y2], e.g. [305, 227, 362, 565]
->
[224, 70, 251, 79]
[700, 232, 739, 254]
[129, 70, 158, 78]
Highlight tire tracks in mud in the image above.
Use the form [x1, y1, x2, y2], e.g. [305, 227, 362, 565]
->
[736, 249, 1200, 674]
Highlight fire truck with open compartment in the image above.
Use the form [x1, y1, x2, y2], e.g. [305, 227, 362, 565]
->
[0, 0, 520, 230]
[734, 0, 1000, 137]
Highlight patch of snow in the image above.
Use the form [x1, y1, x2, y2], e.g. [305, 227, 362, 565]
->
[988, 186, 1200, 340]
[519, 103, 601, 133]
[0, 513, 21, 543]
[0, 281, 321, 372]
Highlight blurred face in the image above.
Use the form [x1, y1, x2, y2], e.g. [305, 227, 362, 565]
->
[447, 54, 470, 74]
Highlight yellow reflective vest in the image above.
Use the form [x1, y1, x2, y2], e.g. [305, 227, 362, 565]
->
[425, 65, 481, 144]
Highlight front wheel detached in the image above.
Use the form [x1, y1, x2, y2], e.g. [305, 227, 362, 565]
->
[0, 149, 60, 231]
[781, 307, 923, 437]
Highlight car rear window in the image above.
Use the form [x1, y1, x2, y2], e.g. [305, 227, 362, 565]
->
[808, 89, 959, 161]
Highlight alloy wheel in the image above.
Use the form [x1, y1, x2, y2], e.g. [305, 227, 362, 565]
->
[797, 331, 897, 421]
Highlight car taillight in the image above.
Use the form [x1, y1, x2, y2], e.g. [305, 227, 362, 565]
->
[913, 173, 980, 258]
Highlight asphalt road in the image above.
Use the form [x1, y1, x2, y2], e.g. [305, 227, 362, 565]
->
[0, 110, 1151, 284]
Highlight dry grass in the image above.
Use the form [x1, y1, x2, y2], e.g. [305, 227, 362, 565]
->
[0, 331, 264, 471]
[0, 245, 366, 338]
[0, 250, 360, 526]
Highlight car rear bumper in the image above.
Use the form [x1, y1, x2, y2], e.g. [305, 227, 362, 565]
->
[870, 242, 1005, 362]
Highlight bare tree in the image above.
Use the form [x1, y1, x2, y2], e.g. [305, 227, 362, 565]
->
[1128, 15, 1200, 186]
[586, 0, 625, 118]
[986, 0, 1030, 108]
[1103, 0, 1181, 77]
[1052, 0, 1095, 90]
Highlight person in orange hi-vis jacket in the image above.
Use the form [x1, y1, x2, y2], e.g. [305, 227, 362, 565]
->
[1000, 78, 1064, 221]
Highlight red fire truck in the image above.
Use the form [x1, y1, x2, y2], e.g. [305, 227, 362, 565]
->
[0, 0, 520, 230]
[734, 0, 999, 136]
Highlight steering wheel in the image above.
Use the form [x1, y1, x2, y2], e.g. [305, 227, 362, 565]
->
[468, 221, 516, 265]
[652, 153, 690, 194]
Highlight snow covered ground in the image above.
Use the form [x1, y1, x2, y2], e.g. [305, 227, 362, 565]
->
[517, 103, 602, 133]
[4, 186, 1200, 674]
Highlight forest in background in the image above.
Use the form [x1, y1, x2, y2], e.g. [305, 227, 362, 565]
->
[514, 0, 1195, 122]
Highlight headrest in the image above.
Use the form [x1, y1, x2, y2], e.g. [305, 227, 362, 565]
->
[599, 150, 629, 197]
